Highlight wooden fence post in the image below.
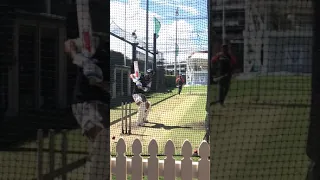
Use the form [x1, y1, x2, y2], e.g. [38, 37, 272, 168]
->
[48, 129, 55, 180]
[198, 140, 210, 180]
[131, 139, 143, 180]
[116, 138, 127, 180]
[61, 130, 68, 180]
[163, 140, 176, 180]
[181, 140, 192, 180]
[36, 129, 44, 180]
[148, 139, 159, 180]
[164, 140, 175, 180]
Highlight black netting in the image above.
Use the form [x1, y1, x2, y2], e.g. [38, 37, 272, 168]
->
[0, 0, 110, 179]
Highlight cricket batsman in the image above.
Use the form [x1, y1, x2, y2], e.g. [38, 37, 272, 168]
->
[211, 43, 237, 106]
[130, 69, 155, 126]
[64, 38, 110, 180]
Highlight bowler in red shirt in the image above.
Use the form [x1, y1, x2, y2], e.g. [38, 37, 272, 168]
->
[211, 44, 237, 106]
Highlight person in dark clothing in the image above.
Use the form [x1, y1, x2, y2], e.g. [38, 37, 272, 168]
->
[211, 44, 236, 106]
[176, 74, 184, 95]
[64, 38, 110, 180]
[130, 69, 154, 126]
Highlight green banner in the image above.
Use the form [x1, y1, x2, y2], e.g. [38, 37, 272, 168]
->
[154, 17, 161, 38]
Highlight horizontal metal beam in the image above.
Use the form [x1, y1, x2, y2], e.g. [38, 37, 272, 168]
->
[110, 32, 132, 44]
[110, 32, 155, 55]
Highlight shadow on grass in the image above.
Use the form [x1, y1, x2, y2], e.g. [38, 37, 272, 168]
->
[145, 122, 192, 130]
[110, 93, 177, 126]
[248, 102, 310, 108]
[117, 133, 148, 137]
[183, 121, 207, 131]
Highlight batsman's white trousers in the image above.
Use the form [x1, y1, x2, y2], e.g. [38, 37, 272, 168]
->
[72, 101, 109, 180]
[132, 94, 151, 124]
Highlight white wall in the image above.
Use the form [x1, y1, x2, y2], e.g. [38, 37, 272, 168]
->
[243, 30, 313, 73]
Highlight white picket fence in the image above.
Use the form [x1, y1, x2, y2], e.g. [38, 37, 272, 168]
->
[110, 138, 210, 180]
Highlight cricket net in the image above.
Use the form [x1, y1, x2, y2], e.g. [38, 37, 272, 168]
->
[208, 0, 314, 179]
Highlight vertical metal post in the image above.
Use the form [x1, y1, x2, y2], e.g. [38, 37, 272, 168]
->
[222, 0, 226, 44]
[58, 27, 67, 109]
[45, 0, 51, 14]
[306, 1, 320, 179]
[145, 0, 149, 73]
[153, 33, 157, 91]
[127, 71, 131, 96]
[128, 103, 132, 135]
[121, 69, 123, 96]
[35, 26, 41, 110]
[174, 8, 179, 76]
[153, 33, 157, 71]
[112, 69, 117, 98]
[124, 1, 127, 66]
[125, 102, 128, 134]
[205, 0, 212, 143]
[121, 102, 124, 134]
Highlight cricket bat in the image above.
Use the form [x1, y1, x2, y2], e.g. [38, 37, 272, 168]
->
[76, 0, 95, 57]
[213, 74, 228, 82]
[133, 61, 140, 78]
[212, 72, 241, 82]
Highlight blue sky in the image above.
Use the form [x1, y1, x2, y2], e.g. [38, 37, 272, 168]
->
[110, 0, 208, 62]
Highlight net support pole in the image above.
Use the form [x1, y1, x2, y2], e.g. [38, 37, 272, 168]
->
[222, 0, 225, 44]
[174, 8, 178, 76]
[45, 0, 51, 14]
[124, 1, 127, 66]
[306, 1, 320, 179]
[307, 0, 320, 166]
[153, 33, 157, 72]
[153, 33, 158, 91]
[145, 0, 149, 74]
[205, 0, 212, 143]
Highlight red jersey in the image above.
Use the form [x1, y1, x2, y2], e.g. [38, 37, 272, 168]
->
[211, 52, 237, 74]
[176, 77, 184, 85]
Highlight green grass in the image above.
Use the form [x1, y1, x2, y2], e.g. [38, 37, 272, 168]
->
[0, 75, 312, 180]
[109, 91, 206, 156]
[209, 75, 311, 180]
